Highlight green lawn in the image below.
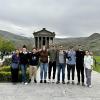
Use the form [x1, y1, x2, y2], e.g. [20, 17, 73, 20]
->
[93, 56, 100, 73]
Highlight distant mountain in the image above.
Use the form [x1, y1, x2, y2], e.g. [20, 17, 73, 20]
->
[54, 33, 100, 55]
[88, 33, 100, 40]
[0, 30, 34, 49]
[0, 30, 99, 54]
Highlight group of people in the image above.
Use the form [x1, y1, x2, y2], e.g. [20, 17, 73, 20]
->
[11, 44, 94, 88]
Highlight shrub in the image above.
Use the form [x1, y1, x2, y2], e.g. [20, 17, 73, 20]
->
[0, 66, 11, 72]
[0, 71, 11, 82]
[0, 65, 29, 82]
[3, 58, 12, 66]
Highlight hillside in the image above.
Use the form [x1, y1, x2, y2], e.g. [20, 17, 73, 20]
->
[0, 30, 34, 49]
[54, 33, 100, 55]
[0, 30, 99, 54]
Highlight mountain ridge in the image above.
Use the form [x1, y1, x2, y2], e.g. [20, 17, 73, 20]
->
[0, 30, 99, 53]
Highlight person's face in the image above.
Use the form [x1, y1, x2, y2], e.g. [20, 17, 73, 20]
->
[78, 45, 82, 50]
[90, 52, 93, 56]
[32, 48, 36, 53]
[59, 46, 63, 50]
[23, 48, 27, 52]
[86, 51, 89, 56]
[51, 45, 55, 49]
[42, 46, 46, 51]
[70, 47, 73, 51]
[16, 50, 19, 54]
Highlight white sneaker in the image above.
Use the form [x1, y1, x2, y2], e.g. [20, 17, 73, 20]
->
[24, 82, 28, 85]
[52, 79, 55, 83]
[48, 79, 51, 83]
[88, 85, 92, 88]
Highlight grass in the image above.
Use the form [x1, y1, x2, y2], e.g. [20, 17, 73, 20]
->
[94, 56, 100, 62]
[93, 56, 100, 73]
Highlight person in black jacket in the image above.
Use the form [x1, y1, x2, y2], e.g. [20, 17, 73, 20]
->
[19, 45, 29, 85]
[28, 48, 39, 83]
[76, 45, 85, 86]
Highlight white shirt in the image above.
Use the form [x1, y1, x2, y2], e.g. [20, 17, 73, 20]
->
[84, 55, 93, 69]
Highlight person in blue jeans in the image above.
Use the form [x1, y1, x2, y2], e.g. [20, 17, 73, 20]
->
[66, 46, 76, 85]
[56, 45, 67, 84]
[11, 49, 20, 84]
[19, 45, 29, 85]
[39, 46, 48, 83]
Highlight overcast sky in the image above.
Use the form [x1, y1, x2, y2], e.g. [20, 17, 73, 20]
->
[0, 0, 100, 38]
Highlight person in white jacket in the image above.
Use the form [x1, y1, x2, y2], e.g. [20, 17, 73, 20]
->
[84, 50, 93, 88]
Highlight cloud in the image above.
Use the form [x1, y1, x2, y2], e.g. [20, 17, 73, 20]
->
[0, 0, 100, 38]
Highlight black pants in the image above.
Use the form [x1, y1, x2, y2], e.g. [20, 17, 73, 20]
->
[48, 61, 56, 79]
[76, 65, 84, 83]
[67, 64, 75, 80]
[11, 68, 19, 83]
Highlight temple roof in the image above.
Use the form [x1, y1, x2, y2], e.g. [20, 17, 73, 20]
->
[33, 28, 55, 37]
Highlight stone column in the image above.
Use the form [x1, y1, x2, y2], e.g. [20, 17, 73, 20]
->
[41, 37, 43, 48]
[39, 37, 41, 49]
[37, 37, 39, 49]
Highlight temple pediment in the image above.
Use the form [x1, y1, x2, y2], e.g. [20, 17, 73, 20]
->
[33, 28, 55, 37]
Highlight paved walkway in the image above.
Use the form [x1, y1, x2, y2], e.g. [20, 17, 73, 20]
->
[0, 69, 100, 100]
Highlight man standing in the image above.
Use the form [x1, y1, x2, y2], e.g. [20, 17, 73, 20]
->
[48, 44, 57, 83]
[28, 48, 39, 83]
[19, 45, 29, 85]
[56, 45, 67, 84]
[67, 46, 76, 85]
[76, 45, 85, 86]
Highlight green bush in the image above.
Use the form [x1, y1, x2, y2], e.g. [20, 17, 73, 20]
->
[0, 66, 11, 72]
[3, 58, 12, 66]
[0, 71, 11, 82]
[0, 66, 29, 82]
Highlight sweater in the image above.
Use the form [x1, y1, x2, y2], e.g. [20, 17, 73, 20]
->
[28, 52, 39, 66]
[84, 55, 93, 69]
[39, 50, 48, 63]
[48, 49, 57, 62]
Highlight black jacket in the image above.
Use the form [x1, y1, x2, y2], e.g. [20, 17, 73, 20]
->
[19, 52, 29, 65]
[76, 50, 85, 66]
[28, 52, 39, 66]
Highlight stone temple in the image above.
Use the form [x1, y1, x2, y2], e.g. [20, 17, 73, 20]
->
[33, 28, 55, 49]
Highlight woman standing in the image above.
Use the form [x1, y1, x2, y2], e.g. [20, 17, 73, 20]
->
[11, 49, 20, 84]
[39, 46, 48, 83]
[84, 51, 93, 88]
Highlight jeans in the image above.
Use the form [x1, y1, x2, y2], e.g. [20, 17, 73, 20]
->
[40, 63, 48, 80]
[57, 63, 66, 82]
[20, 64, 27, 82]
[85, 68, 92, 86]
